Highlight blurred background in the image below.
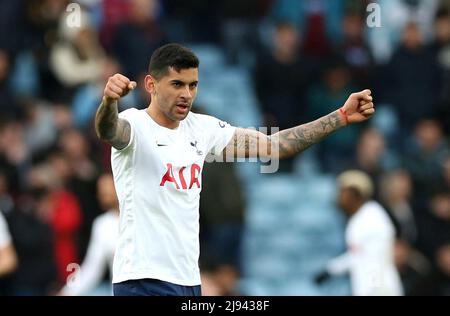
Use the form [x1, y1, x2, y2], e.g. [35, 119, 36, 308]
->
[0, 0, 449, 296]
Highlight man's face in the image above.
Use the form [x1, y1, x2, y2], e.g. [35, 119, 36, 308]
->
[150, 67, 199, 123]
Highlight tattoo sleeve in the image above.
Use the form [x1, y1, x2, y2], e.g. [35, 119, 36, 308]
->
[95, 98, 131, 150]
[224, 128, 271, 159]
[271, 110, 345, 159]
[222, 111, 345, 160]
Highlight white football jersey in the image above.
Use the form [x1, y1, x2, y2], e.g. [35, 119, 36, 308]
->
[111, 108, 235, 286]
[63, 210, 119, 295]
[327, 201, 403, 296]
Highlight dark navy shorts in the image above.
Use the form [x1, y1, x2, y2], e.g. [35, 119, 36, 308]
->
[113, 278, 201, 296]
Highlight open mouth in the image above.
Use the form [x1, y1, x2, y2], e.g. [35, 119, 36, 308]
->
[175, 103, 189, 113]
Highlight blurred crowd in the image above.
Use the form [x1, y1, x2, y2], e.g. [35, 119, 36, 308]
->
[0, 0, 449, 296]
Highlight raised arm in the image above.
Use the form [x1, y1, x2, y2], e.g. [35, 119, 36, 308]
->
[95, 74, 137, 150]
[223, 90, 375, 160]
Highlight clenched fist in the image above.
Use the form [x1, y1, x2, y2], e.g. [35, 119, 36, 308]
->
[341, 89, 375, 124]
[103, 74, 137, 103]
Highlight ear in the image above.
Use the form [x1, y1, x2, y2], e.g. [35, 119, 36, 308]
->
[144, 75, 156, 95]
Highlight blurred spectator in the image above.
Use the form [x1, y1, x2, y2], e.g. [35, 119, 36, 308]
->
[443, 156, 450, 191]
[22, 101, 58, 157]
[58, 129, 100, 258]
[307, 59, 361, 173]
[367, 0, 441, 64]
[51, 132, 100, 261]
[112, 0, 166, 79]
[8, 188, 57, 296]
[346, 127, 397, 200]
[49, 8, 105, 102]
[301, 0, 333, 59]
[58, 129, 99, 183]
[0, 0, 26, 55]
[162, 0, 220, 43]
[0, 50, 21, 119]
[269, 0, 344, 45]
[53, 104, 75, 132]
[27, 163, 83, 286]
[200, 161, 246, 279]
[315, 170, 403, 296]
[435, 243, 450, 295]
[254, 22, 316, 173]
[61, 173, 119, 296]
[430, 7, 450, 57]
[96, 0, 131, 50]
[379, 170, 418, 244]
[218, 0, 271, 65]
[394, 239, 436, 296]
[0, 121, 30, 193]
[254, 22, 312, 133]
[48, 187, 82, 286]
[25, 0, 70, 102]
[430, 7, 450, 134]
[337, 12, 375, 89]
[0, 172, 14, 216]
[403, 119, 449, 209]
[415, 190, 450, 262]
[384, 22, 441, 134]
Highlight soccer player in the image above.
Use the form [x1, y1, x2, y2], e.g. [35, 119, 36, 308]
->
[315, 170, 403, 296]
[61, 173, 119, 296]
[95, 43, 375, 296]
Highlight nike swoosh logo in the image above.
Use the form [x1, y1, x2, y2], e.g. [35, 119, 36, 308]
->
[157, 144, 168, 147]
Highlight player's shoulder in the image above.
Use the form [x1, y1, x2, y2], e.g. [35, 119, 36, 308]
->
[358, 201, 393, 227]
[187, 111, 231, 129]
[118, 107, 141, 119]
[187, 111, 215, 122]
[363, 201, 385, 211]
[118, 108, 146, 132]
[119, 107, 140, 114]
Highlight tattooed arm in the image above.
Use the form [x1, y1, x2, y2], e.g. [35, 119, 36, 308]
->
[95, 74, 136, 150]
[223, 111, 344, 160]
[95, 98, 131, 150]
[223, 90, 375, 159]
[273, 110, 345, 159]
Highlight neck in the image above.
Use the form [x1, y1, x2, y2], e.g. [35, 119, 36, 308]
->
[146, 103, 179, 129]
[348, 200, 365, 215]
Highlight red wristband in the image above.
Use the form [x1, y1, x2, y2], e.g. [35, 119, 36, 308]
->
[339, 108, 349, 125]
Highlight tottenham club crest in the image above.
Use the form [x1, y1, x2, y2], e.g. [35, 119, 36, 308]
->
[190, 141, 203, 156]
